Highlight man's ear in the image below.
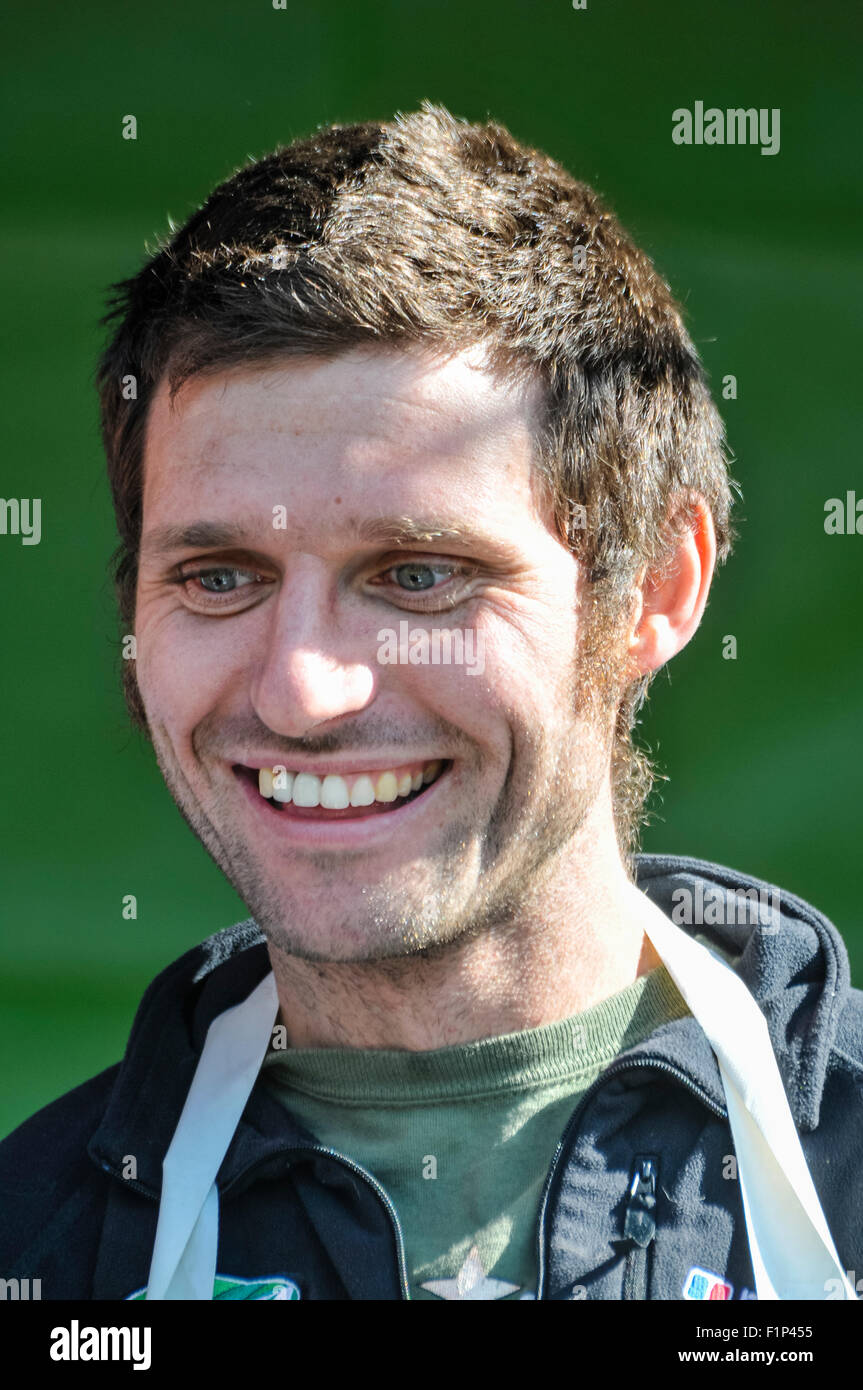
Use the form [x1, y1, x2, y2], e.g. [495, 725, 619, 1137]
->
[625, 495, 717, 678]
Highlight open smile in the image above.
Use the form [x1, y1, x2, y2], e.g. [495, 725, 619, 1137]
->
[232, 758, 450, 822]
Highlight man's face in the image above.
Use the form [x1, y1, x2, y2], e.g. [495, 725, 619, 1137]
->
[135, 345, 622, 962]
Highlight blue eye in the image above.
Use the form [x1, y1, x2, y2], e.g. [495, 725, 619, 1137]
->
[392, 563, 441, 591]
[171, 560, 274, 614]
[372, 558, 475, 609]
[197, 568, 252, 593]
[175, 566, 264, 605]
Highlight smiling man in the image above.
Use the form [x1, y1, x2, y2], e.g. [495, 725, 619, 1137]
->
[2, 102, 862, 1303]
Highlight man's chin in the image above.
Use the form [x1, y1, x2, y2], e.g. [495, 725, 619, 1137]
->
[240, 866, 487, 962]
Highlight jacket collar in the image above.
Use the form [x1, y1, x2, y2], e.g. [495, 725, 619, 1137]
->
[637, 853, 849, 1132]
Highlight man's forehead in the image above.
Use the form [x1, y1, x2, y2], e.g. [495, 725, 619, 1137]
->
[139, 347, 550, 545]
[143, 344, 544, 463]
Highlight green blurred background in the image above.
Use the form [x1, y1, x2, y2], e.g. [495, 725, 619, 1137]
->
[2, 0, 861, 1137]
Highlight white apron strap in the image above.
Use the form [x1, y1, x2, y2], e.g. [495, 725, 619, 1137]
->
[644, 911, 855, 1300]
[145, 971, 279, 1300]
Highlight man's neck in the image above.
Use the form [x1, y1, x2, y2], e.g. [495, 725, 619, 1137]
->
[266, 846, 667, 1052]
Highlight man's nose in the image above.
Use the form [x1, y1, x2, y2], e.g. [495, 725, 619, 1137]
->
[250, 582, 377, 738]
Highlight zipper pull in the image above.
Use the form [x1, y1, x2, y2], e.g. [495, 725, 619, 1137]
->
[623, 1157, 657, 1247]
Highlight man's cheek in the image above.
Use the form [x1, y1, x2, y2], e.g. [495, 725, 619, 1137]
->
[135, 652, 195, 752]
[136, 611, 204, 702]
[133, 640, 168, 720]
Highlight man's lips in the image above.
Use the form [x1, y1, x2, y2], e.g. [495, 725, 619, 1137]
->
[232, 758, 449, 819]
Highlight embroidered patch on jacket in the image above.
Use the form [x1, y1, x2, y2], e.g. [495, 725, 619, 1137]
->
[682, 1266, 733, 1301]
[126, 1274, 300, 1301]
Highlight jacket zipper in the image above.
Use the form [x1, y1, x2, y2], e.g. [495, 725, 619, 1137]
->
[102, 1143, 411, 1300]
[534, 1056, 727, 1300]
[621, 1156, 658, 1300]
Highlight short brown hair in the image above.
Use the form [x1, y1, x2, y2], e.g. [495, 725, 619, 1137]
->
[96, 100, 734, 863]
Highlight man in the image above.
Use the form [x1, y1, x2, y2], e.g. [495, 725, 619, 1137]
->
[1, 101, 861, 1302]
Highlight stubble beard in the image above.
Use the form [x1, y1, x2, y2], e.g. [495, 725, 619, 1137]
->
[142, 618, 625, 966]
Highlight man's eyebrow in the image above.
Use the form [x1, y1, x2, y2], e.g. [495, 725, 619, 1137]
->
[140, 516, 483, 556]
[353, 517, 478, 546]
[140, 521, 257, 555]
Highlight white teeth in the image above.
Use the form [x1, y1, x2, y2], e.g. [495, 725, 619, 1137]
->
[374, 771, 399, 803]
[292, 772, 321, 807]
[256, 760, 445, 806]
[349, 775, 376, 807]
[320, 774, 350, 809]
[272, 767, 294, 804]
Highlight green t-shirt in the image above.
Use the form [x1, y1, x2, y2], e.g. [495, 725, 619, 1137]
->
[261, 964, 690, 1299]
